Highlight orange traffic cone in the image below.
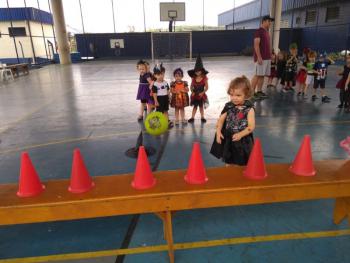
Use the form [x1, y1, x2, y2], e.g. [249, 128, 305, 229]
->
[185, 142, 208, 184]
[244, 138, 267, 180]
[17, 152, 45, 197]
[68, 149, 95, 193]
[289, 135, 316, 176]
[131, 146, 156, 189]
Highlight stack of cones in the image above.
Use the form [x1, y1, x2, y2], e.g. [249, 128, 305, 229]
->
[289, 135, 316, 176]
[184, 142, 208, 184]
[131, 146, 156, 189]
[244, 138, 268, 180]
[17, 152, 45, 197]
[68, 149, 95, 193]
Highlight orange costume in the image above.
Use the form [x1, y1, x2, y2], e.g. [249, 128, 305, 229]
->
[170, 80, 189, 108]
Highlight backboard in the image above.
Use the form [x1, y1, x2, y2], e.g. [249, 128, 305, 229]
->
[160, 2, 185, 21]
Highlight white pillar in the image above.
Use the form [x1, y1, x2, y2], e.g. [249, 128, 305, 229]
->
[273, 0, 282, 52]
[50, 0, 71, 64]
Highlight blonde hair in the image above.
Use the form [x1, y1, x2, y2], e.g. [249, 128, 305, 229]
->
[227, 75, 252, 98]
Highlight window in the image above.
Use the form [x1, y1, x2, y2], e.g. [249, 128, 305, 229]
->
[295, 17, 301, 25]
[326, 6, 339, 22]
[305, 10, 316, 25]
[8, 27, 26, 37]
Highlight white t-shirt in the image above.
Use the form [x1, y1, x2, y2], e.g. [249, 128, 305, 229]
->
[152, 81, 169, 96]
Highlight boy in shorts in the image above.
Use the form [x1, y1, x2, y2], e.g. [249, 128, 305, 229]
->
[311, 53, 334, 102]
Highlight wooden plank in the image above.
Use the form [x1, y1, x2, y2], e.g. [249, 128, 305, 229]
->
[0, 160, 349, 225]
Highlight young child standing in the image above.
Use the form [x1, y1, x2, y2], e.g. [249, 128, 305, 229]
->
[136, 60, 154, 121]
[311, 53, 335, 102]
[344, 67, 350, 113]
[188, 55, 209, 123]
[297, 50, 317, 98]
[212, 76, 255, 166]
[336, 56, 350, 109]
[151, 63, 173, 128]
[267, 50, 278, 88]
[276, 50, 286, 89]
[170, 68, 189, 125]
[283, 44, 298, 92]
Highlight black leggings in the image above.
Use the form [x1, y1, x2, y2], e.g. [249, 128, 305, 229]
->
[339, 89, 350, 106]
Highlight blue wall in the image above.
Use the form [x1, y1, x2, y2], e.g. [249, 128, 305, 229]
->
[76, 29, 302, 59]
[76, 33, 151, 58]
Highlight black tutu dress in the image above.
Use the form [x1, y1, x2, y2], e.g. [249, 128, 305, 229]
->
[210, 101, 254, 166]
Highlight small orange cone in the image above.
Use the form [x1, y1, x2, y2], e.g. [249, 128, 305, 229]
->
[244, 138, 267, 180]
[289, 135, 316, 176]
[68, 149, 95, 193]
[185, 142, 208, 184]
[17, 152, 45, 197]
[131, 146, 156, 189]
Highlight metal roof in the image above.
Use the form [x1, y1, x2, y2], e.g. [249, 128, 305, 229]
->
[0, 7, 53, 24]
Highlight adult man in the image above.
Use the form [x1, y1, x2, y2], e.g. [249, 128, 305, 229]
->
[251, 15, 274, 100]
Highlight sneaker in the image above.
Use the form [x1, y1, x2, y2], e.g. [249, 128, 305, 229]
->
[182, 120, 188, 125]
[168, 121, 174, 128]
[137, 116, 143, 122]
[297, 92, 302, 96]
[257, 91, 268, 98]
[311, 95, 318, 101]
[175, 120, 180, 126]
[282, 88, 289, 93]
[201, 118, 207, 123]
[338, 104, 344, 108]
[188, 118, 194, 123]
[253, 93, 261, 100]
[322, 96, 331, 103]
[289, 87, 295, 92]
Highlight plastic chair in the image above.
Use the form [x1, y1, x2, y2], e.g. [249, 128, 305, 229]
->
[0, 63, 14, 81]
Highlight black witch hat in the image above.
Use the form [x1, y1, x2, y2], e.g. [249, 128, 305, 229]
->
[153, 63, 165, 74]
[188, 54, 209, 78]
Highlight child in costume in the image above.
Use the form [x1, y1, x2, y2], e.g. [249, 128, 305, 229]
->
[336, 56, 350, 109]
[311, 53, 335, 102]
[151, 63, 173, 128]
[211, 76, 255, 166]
[188, 55, 209, 123]
[170, 68, 189, 125]
[276, 50, 286, 89]
[282, 43, 298, 92]
[297, 50, 317, 98]
[344, 62, 350, 113]
[296, 48, 310, 96]
[136, 60, 154, 121]
[267, 50, 278, 88]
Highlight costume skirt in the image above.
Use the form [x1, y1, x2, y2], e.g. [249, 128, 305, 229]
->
[222, 132, 254, 166]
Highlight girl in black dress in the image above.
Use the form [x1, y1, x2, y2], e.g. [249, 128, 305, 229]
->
[213, 76, 255, 166]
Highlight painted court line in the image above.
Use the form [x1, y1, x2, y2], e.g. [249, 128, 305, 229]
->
[1, 119, 350, 155]
[1, 229, 349, 263]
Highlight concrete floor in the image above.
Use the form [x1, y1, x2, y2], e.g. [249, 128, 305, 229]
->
[0, 57, 349, 263]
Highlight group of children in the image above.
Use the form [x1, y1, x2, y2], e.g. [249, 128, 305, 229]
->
[263, 44, 348, 104]
[135, 52, 350, 168]
[136, 56, 209, 126]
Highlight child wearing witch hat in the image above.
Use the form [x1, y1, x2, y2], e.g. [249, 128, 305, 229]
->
[187, 55, 209, 123]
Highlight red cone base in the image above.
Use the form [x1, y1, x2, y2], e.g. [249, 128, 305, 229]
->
[17, 152, 45, 197]
[184, 142, 208, 184]
[244, 138, 268, 180]
[289, 135, 316, 176]
[132, 146, 156, 190]
[69, 149, 95, 193]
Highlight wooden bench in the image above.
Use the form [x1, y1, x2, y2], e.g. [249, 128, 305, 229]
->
[5, 63, 29, 77]
[0, 160, 350, 263]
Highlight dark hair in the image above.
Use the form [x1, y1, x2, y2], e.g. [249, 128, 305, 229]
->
[173, 68, 183, 77]
[136, 60, 148, 67]
[227, 75, 252, 98]
[153, 63, 165, 74]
